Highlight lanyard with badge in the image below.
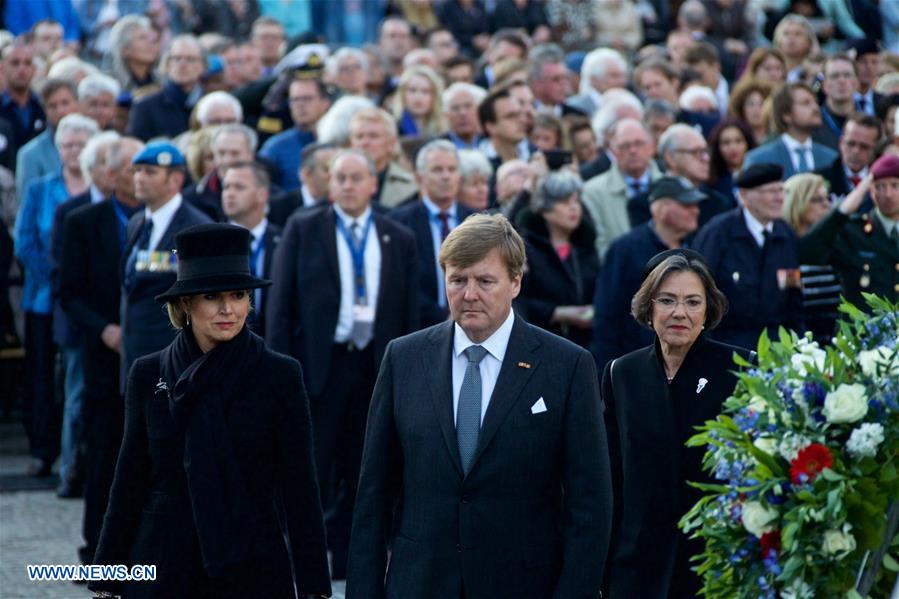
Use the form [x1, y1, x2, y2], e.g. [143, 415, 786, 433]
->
[335, 214, 375, 328]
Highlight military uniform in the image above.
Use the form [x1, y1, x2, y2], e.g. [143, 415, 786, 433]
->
[800, 208, 899, 307]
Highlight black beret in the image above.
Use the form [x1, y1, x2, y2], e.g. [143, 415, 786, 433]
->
[845, 38, 879, 58]
[735, 163, 783, 189]
[642, 248, 709, 280]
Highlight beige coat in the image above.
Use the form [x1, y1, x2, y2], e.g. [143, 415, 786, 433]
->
[379, 161, 419, 208]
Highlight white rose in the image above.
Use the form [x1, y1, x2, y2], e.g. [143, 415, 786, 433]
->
[791, 343, 827, 375]
[748, 395, 768, 412]
[822, 528, 856, 558]
[822, 383, 868, 424]
[741, 501, 778, 538]
[858, 346, 899, 378]
[846, 422, 885, 459]
[753, 436, 778, 456]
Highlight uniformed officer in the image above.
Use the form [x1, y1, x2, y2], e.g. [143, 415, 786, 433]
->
[119, 143, 212, 389]
[693, 163, 803, 350]
[800, 153, 899, 306]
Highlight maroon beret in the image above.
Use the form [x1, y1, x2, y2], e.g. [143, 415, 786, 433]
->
[871, 154, 899, 180]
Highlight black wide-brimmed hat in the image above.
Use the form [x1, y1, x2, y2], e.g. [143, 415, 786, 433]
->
[155, 224, 271, 302]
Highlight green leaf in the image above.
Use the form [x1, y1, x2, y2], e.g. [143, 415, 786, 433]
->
[821, 468, 844, 482]
[747, 442, 785, 477]
[884, 553, 899, 572]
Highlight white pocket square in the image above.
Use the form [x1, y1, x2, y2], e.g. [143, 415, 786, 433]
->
[531, 397, 547, 414]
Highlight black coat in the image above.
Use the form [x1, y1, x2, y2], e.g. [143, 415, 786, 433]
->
[59, 200, 124, 400]
[90, 346, 330, 598]
[387, 200, 474, 327]
[602, 335, 752, 598]
[126, 82, 193, 142]
[50, 190, 92, 347]
[182, 171, 225, 222]
[517, 211, 599, 350]
[693, 208, 803, 350]
[266, 205, 420, 396]
[346, 316, 613, 599]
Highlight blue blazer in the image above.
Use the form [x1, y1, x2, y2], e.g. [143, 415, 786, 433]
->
[743, 138, 837, 179]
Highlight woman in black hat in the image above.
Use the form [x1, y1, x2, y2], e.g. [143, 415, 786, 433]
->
[89, 224, 331, 599]
[601, 250, 754, 599]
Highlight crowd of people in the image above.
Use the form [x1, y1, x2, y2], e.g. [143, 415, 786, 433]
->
[1, 0, 899, 597]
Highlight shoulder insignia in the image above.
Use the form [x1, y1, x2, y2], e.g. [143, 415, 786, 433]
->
[257, 117, 283, 134]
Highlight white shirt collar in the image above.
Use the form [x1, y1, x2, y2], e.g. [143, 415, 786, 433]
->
[453, 308, 516, 363]
[742, 207, 773, 246]
[874, 208, 898, 235]
[782, 133, 812, 151]
[89, 184, 104, 203]
[588, 87, 603, 111]
[301, 184, 318, 208]
[421, 196, 457, 218]
[333, 203, 372, 227]
[844, 165, 868, 180]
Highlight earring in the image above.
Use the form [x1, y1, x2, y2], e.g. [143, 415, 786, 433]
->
[186, 313, 191, 326]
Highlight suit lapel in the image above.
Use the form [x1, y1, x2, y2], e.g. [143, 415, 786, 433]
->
[373, 215, 392, 320]
[469, 316, 540, 470]
[777, 141, 795, 178]
[155, 204, 186, 250]
[423, 321, 463, 476]
[320, 207, 340, 287]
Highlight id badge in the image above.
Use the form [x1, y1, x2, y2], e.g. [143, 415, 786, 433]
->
[353, 304, 375, 323]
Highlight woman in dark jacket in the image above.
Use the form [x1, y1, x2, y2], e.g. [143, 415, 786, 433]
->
[90, 224, 330, 599]
[601, 249, 753, 599]
[517, 170, 599, 350]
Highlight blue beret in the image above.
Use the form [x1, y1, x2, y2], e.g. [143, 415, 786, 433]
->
[132, 142, 185, 167]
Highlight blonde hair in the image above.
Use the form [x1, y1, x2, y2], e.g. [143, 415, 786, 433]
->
[783, 172, 826, 231]
[439, 213, 526, 280]
[392, 65, 447, 136]
[772, 15, 820, 62]
[186, 127, 217, 181]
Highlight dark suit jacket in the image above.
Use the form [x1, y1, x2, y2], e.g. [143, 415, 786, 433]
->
[266, 205, 420, 397]
[248, 222, 281, 339]
[90, 347, 330, 598]
[120, 200, 211, 389]
[602, 335, 752, 598]
[50, 190, 92, 347]
[693, 208, 803, 349]
[579, 152, 613, 182]
[346, 316, 613, 599]
[59, 200, 123, 401]
[126, 81, 193, 142]
[388, 200, 474, 327]
[813, 156, 874, 214]
[182, 171, 225, 222]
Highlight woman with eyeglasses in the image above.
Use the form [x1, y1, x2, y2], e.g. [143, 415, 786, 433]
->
[783, 173, 841, 344]
[600, 249, 753, 599]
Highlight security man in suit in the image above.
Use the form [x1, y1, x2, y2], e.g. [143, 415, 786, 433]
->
[120, 142, 212, 389]
[347, 213, 613, 599]
[800, 153, 899, 306]
[389, 139, 475, 327]
[267, 149, 420, 580]
[59, 136, 144, 563]
[221, 160, 280, 339]
[693, 163, 803, 350]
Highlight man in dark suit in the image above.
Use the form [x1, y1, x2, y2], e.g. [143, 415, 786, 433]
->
[390, 140, 474, 327]
[0, 41, 45, 161]
[528, 43, 587, 118]
[267, 149, 420, 580]
[814, 112, 881, 205]
[267, 142, 338, 227]
[120, 142, 211, 388]
[183, 123, 257, 222]
[221, 161, 280, 339]
[693, 163, 803, 350]
[59, 136, 144, 563]
[347, 213, 612, 599]
[126, 35, 205, 141]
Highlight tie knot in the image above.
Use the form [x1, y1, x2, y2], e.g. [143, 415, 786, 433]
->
[464, 345, 488, 364]
[437, 211, 450, 223]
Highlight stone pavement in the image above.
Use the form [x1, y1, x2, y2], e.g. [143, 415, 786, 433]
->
[0, 421, 347, 598]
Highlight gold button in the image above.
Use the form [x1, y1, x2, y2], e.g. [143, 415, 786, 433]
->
[895, 262, 899, 272]
[895, 283, 899, 293]
[863, 264, 870, 272]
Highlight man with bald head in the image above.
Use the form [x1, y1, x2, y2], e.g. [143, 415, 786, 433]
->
[267, 150, 419, 580]
[582, 118, 662, 258]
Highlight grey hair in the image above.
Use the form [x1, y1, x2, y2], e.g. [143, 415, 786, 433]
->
[606, 117, 650, 147]
[162, 35, 206, 73]
[326, 47, 369, 77]
[317, 95, 376, 145]
[109, 15, 153, 86]
[442, 82, 487, 112]
[47, 56, 98, 82]
[415, 139, 459, 173]
[458, 149, 493, 181]
[331, 148, 377, 177]
[107, 137, 145, 170]
[658, 123, 702, 162]
[678, 0, 708, 28]
[644, 99, 678, 121]
[591, 89, 644, 146]
[678, 85, 718, 111]
[77, 73, 121, 101]
[527, 43, 565, 82]
[579, 48, 629, 96]
[530, 170, 583, 213]
[196, 91, 243, 125]
[213, 123, 258, 154]
[55, 114, 100, 147]
[79, 130, 121, 182]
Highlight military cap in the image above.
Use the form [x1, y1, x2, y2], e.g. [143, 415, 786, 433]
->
[649, 176, 707, 204]
[735, 163, 783, 189]
[275, 43, 329, 77]
[132, 142, 185, 167]
[871, 154, 899, 180]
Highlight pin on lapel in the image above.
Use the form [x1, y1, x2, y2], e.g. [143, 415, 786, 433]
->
[518, 361, 531, 369]
[696, 378, 708, 394]
[382, 234, 391, 243]
[155, 378, 169, 395]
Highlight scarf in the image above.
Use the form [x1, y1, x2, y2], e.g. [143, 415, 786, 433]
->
[159, 324, 266, 576]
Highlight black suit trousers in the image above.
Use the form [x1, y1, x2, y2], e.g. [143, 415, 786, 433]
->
[23, 312, 60, 462]
[311, 343, 376, 576]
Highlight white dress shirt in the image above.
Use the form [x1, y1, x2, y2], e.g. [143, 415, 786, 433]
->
[144, 193, 182, 250]
[89, 184, 105, 204]
[452, 308, 515, 426]
[245, 218, 268, 311]
[333, 204, 381, 343]
[301, 184, 318, 208]
[743, 207, 774, 248]
[715, 77, 729, 118]
[781, 133, 814, 173]
[421, 196, 459, 308]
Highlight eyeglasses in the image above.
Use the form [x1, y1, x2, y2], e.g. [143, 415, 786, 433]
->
[652, 297, 705, 312]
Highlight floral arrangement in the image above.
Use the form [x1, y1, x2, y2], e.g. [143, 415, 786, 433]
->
[680, 295, 899, 598]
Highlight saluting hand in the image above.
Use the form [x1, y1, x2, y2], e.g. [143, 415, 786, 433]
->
[838, 173, 872, 216]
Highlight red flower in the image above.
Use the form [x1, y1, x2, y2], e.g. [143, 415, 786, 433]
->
[760, 530, 781, 556]
[789, 443, 833, 485]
